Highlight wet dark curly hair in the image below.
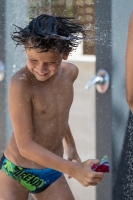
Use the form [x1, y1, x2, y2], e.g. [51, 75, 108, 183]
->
[11, 14, 86, 54]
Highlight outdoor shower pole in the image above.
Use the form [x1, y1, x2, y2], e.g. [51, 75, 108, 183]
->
[95, 0, 133, 200]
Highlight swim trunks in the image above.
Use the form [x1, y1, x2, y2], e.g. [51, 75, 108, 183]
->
[0, 155, 62, 193]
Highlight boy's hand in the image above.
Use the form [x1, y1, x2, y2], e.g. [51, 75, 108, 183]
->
[72, 159, 104, 186]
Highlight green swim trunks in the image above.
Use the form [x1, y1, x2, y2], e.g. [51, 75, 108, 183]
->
[0, 155, 62, 193]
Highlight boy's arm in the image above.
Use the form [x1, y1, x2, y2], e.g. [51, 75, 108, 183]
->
[63, 125, 81, 163]
[126, 11, 133, 112]
[63, 65, 80, 163]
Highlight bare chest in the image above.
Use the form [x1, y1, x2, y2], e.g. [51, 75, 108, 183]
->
[31, 80, 73, 120]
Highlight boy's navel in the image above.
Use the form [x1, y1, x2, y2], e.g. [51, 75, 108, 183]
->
[41, 110, 46, 114]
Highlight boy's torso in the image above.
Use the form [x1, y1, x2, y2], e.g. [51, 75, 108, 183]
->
[4, 62, 75, 169]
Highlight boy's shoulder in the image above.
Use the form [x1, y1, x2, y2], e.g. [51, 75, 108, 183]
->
[9, 67, 30, 89]
[62, 62, 79, 81]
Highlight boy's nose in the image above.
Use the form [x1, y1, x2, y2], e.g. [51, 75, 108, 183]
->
[38, 64, 48, 72]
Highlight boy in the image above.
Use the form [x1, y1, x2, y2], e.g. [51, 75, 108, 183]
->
[0, 14, 104, 200]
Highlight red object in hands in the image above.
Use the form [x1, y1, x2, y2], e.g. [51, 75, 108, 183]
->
[91, 163, 109, 172]
[91, 155, 110, 173]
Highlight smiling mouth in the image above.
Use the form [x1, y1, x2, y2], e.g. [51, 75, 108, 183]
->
[35, 71, 49, 76]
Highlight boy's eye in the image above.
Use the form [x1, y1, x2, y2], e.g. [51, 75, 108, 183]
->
[30, 59, 37, 63]
[47, 62, 58, 66]
[49, 62, 56, 64]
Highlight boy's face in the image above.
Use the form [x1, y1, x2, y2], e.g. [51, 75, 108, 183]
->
[26, 48, 69, 82]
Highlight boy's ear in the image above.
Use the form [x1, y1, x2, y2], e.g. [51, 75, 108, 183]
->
[63, 53, 69, 60]
[63, 48, 72, 60]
